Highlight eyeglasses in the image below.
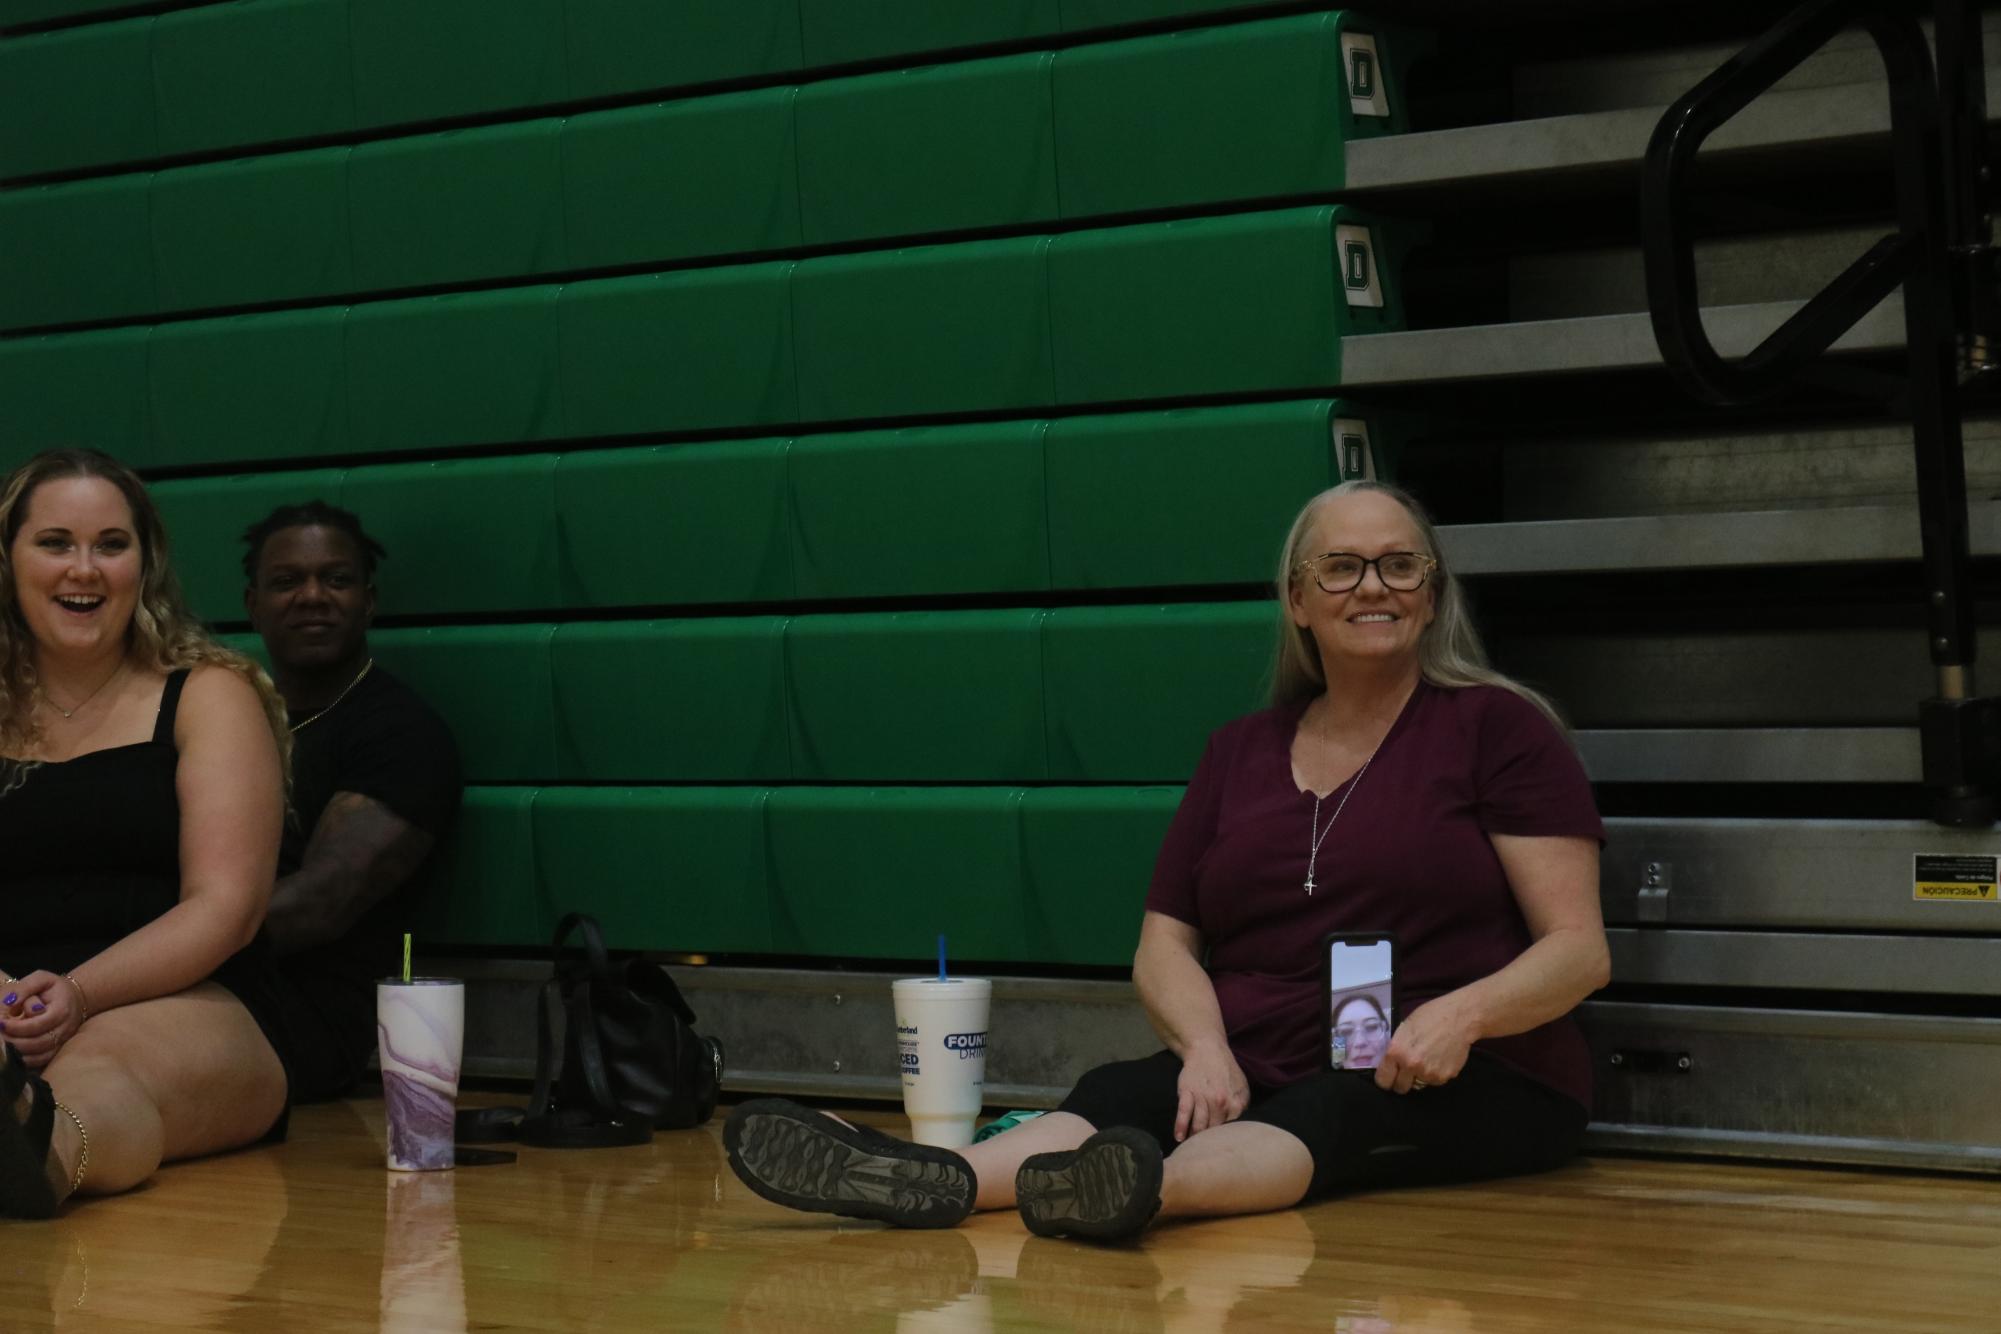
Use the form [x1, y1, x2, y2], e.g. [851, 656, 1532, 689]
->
[1333, 1017, 1388, 1042]
[1298, 551, 1437, 594]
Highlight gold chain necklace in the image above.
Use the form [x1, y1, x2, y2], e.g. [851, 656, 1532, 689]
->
[40, 660, 127, 720]
[288, 659, 374, 735]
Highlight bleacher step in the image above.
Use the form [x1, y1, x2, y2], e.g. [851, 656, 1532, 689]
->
[1576, 727, 1917, 783]
[1341, 294, 1904, 386]
[1442, 501, 2001, 574]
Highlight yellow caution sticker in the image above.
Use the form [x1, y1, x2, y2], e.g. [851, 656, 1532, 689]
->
[1913, 854, 1999, 901]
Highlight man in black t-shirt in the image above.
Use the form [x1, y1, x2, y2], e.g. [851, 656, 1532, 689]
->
[242, 501, 463, 1102]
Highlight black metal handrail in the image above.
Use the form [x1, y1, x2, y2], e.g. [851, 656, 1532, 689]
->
[1641, 0, 1996, 825]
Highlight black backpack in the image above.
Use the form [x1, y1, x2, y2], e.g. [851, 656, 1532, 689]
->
[460, 913, 726, 1148]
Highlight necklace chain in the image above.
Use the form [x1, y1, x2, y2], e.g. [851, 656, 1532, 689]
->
[289, 659, 374, 734]
[41, 659, 126, 721]
[1304, 739, 1384, 896]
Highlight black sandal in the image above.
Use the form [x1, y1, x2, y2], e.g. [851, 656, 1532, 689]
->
[1015, 1125, 1164, 1242]
[724, 1098, 975, 1229]
[0, 1043, 64, 1219]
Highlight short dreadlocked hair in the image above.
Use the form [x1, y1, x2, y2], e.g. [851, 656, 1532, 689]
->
[241, 500, 387, 586]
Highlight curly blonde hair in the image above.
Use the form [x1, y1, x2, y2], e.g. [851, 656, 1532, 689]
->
[1270, 480, 1566, 729]
[0, 449, 291, 790]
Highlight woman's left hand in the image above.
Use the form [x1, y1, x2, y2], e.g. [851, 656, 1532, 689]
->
[0, 971, 86, 1069]
[1375, 997, 1476, 1095]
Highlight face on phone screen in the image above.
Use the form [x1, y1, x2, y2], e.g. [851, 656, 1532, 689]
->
[1328, 937, 1393, 1071]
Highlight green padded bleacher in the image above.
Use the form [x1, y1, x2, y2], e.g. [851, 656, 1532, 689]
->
[343, 455, 562, 616]
[550, 620, 791, 782]
[1044, 399, 1378, 589]
[0, 330, 151, 469]
[210, 598, 1269, 785]
[151, 0, 355, 158]
[1042, 602, 1271, 781]
[4, 2, 1431, 984]
[793, 237, 1054, 421]
[347, 0, 567, 127]
[1053, 13, 1407, 218]
[5, 12, 1417, 329]
[0, 15, 1419, 340]
[795, 52, 1058, 245]
[1049, 205, 1397, 405]
[1019, 788, 1177, 963]
[415, 785, 1170, 964]
[150, 466, 346, 624]
[552, 438, 794, 607]
[0, 16, 154, 178]
[148, 308, 348, 470]
[346, 290, 565, 455]
[0, 175, 153, 330]
[563, 0, 803, 100]
[560, 89, 801, 270]
[2, 4, 1396, 194]
[138, 399, 1394, 617]
[2, 0, 153, 29]
[557, 265, 798, 437]
[1060, 0, 1269, 30]
[149, 148, 351, 311]
[785, 610, 1048, 782]
[348, 119, 566, 291]
[787, 421, 1050, 599]
[533, 788, 774, 953]
[370, 625, 557, 781]
[410, 787, 545, 947]
[764, 787, 1031, 959]
[795, 0, 1059, 68]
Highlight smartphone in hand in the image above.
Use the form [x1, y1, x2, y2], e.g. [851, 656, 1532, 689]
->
[1326, 933, 1394, 1072]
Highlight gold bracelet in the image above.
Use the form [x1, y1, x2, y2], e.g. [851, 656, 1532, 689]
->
[54, 1100, 87, 1195]
[64, 974, 90, 1022]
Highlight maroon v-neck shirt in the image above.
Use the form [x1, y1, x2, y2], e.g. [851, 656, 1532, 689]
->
[1144, 681, 1604, 1110]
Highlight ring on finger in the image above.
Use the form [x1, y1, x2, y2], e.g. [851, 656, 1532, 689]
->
[1411, 1078, 1430, 1090]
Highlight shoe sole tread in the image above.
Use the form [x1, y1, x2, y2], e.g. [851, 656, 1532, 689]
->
[1016, 1127, 1161, 1241]
[725, 1101, 972, 1229]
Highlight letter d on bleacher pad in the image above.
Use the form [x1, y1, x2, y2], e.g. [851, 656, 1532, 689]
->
[1336, 225, 1385, 309]
[1333, 419, 1378, 481]
[1341, 32, 1390, 118]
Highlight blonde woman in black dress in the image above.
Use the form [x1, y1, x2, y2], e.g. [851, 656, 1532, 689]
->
[0, 448, 293, 1217]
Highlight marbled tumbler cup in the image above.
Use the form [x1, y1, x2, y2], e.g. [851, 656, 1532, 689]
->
[377, 978, 464, 1171]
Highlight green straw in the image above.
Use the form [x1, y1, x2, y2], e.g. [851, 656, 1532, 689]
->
[402, 933, 412, 983]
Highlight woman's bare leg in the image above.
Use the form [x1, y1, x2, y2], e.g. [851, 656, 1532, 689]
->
[44, 982, 286, 1197]
[957, 1111, 1095, 1210]
[1155, 1120, 1313, 1220]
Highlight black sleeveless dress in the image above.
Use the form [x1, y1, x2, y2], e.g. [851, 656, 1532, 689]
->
[0, 669, 294, 1133]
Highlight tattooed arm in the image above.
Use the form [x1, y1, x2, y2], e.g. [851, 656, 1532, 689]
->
[264, 791, 436, 955]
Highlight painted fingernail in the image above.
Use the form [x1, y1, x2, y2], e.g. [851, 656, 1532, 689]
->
[2, 994, 14, 1006]
[29, 1004, 43, 1014]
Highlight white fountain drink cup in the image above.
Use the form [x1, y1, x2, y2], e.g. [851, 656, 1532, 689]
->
[377, 978, 465, 1171]
[892, 977, 991, 1149]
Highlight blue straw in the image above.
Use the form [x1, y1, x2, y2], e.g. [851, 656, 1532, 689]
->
[937, 934, 948, 981]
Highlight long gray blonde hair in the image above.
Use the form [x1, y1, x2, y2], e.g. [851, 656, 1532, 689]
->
[1269, 480, 1565, 728]
[0, 449, 291, 790]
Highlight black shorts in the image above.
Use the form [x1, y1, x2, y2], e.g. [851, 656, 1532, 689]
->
[1057, 1049, 1586, 1200]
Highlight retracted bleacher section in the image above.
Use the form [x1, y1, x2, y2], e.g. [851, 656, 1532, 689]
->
[0, 6, 1417, 979]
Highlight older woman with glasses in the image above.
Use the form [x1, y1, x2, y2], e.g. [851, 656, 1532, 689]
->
[726, 481, 1610, 1242]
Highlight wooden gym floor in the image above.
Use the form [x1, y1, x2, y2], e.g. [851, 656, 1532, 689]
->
[4, 1095, 1997, 1332]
